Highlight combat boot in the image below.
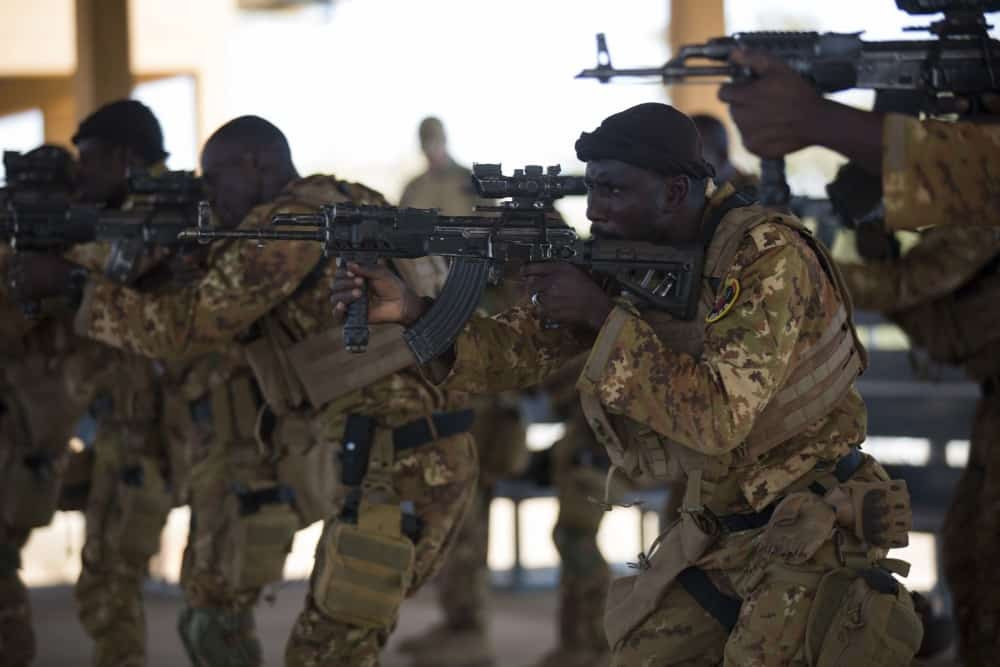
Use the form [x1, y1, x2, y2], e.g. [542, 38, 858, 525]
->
[409, 627, 495, 667]
[531, 647, 609, 667]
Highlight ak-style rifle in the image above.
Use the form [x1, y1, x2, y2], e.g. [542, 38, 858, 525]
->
[577, 0, 1000, 207]
[180, 163, 703, 363]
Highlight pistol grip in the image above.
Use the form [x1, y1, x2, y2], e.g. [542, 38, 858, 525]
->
[760, 157, 791, 208]
[340, 258, 371, 353]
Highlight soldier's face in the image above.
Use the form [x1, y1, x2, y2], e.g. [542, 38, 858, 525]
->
[585, 160, 695, 245]
[201, 141, 260, 229]
[75, 139, 128, 205]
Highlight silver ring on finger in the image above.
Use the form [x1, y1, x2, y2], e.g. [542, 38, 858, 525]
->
[530, 291, 543, 307]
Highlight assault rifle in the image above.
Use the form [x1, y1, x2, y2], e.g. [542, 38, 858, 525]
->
[577, 0, 1000, 206]
[1, 167, 203, 252]
[180, 163, 703, 363]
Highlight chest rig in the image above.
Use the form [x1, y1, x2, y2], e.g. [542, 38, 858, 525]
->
[578, 188, 866, 513]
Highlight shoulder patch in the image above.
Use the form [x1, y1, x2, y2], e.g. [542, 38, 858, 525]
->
[707, 277, 740, 324]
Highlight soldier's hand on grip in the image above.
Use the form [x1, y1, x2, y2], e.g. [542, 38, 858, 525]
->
[331, 261, 426, 326]
[522, 262, 613, 332]
[718, 50, 828, 158]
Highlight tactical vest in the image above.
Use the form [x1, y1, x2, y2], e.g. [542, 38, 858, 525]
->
[890, 253, 1000, 381]
[579, 191, 867, 513]
[240, 177, 448, 415]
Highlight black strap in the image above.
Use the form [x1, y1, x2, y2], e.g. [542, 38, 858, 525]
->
[234, 484, 295, 516]
[718, 448, 865, 534]
[392, 409, 475, 452]
[677, 567, 742, 632]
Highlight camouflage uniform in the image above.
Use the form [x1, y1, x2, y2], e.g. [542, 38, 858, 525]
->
[73, 175, 478, 666]
[840, 225, 1000, 666]
[0, 275, 108, 667]
[542, 360, 615, 667]
[883, 113, 1000, 230]
[398, 161, 528, 667]
[431, 184, 921, 665]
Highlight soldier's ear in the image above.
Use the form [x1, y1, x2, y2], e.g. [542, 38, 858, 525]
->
[660, 174, 690, 211]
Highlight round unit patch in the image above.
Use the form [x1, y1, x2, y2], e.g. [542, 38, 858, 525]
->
[706, 277, 740, 324]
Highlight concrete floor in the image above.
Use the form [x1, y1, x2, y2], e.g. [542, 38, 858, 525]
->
[29, 581, 960, 666]
[30, 581, 560, 667]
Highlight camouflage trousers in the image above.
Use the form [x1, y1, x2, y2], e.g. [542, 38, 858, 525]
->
[0, 529, 32, 667]
[551, 431, 612, 654]
[286, 432, 478, 666]
[177, 436, 299, 667]
[611, 461, 919, 667]
[942, 390, 1000, 666]
[75, 422, 172, 667]
[436, 480, 492, 632]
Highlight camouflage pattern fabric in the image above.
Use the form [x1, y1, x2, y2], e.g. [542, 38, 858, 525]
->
[840, 227, 1000, 666]
[286, 432, 478, 666]
[432, 194, 910, 663]
[68, 175, 478, 663]
[434, 479, 492, 633]
[550, 408, 611, 656]
[75, 401, 172, 667]
[883, 113, 1000, 230]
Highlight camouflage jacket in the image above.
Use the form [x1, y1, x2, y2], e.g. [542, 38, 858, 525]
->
[883, 113, 1000, 231]
[840, 225, 1000, 378]
[74, 175, 468, 440]
[437, 193, 867, 512]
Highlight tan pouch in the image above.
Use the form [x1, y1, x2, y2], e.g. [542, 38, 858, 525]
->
[312, 503, 415, 630]
[274, 415, 339, 526]
[2, 448, 65, 529]
[230, 496, 299, 590]
[244, 321, 304, 416]
[115, 455, 172, 560]
[604, 511, 718, 649]
[805, 568, 923, 667]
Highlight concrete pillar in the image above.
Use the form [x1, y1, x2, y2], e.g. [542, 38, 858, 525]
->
[74, 0, 133, 119]
[668, 0, 727, 118]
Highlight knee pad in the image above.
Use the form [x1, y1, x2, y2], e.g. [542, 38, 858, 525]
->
[178, 605, 262, 667]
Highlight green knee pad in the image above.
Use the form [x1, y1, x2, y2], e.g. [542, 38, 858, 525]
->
[177, 605, 262, 667]
[0, 542, 21, 577]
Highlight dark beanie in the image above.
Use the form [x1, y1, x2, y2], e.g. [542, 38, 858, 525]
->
[575, 103, 714, 179]
[72, 99, 168, 166]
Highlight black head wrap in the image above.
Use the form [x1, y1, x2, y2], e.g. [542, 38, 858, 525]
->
[575, 103, 715, 180]
[73, 99, 168, 166]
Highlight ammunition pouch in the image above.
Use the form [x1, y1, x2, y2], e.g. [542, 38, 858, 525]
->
[310, 409, 473, 631]
[805, 567, 923, 666]
[312, 503, 415, 630]
[273, 413, 339, 526]
[224, 481, 299, 591]
[2, 448, 66, 531]
[114, 455, 172, 560]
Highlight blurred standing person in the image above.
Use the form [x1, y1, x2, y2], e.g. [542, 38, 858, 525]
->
[398, 116, 529, 667]
[691, 114, 757, 193]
